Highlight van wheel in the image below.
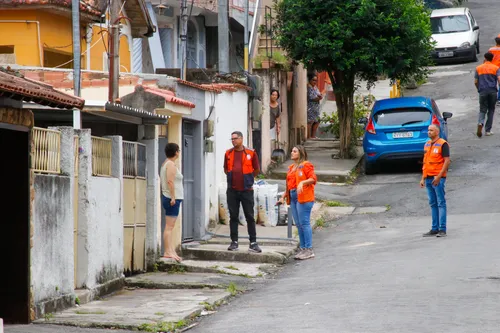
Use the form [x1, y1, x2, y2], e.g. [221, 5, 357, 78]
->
[476, 40, 480, 54]
[472, 49, 478, 62]
[364, 159, 378, 175]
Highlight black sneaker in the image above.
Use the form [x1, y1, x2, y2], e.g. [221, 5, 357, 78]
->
[423, 230, 438, 237]
[436, 231, 447, 237]
[248, 242, 262, 253]
[228, 241, 239, 251]
[477, 123, 483, 138]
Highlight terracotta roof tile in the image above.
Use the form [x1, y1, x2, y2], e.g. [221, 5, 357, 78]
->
[140, 86, 195, 108]
[177, 79, 223, 93]
[0, 0, 102, 16]
[0, 68, 85, 109]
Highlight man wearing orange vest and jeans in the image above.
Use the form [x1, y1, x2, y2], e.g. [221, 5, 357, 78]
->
[420, 124, 451, 238]
[475, 52, 500, 137]
[224, 131, 262, 253]
[488, 35, 500, 104]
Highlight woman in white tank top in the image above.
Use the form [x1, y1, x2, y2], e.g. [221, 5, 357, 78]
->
[160, 142, 184, 262]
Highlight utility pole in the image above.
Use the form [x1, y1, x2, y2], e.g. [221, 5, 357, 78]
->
[71, 0, 81, 129]
[180, 0, 188, 80]
[108, 0, 121, 102]
[244, 0, 249, 71]
[218, 0, 230, 74]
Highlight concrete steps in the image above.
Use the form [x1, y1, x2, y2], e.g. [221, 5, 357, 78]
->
[180, 243, 294, 265]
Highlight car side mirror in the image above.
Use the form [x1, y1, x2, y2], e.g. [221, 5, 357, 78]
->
[473, 26, 479, 31]
[442, 112, 453, 120]
[358, 117, 368, 125]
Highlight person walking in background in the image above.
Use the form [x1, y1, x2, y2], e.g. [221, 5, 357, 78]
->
[487, 35, 500, 105]
[307, 73, 323, 139]
[160, 143, 184, 262]
[270, 88, 281, 141]
[474, 52, 500, 137]
[224, 131, 262, 253]
[279, 145, 317, 260]
[421, 124, 450, 238]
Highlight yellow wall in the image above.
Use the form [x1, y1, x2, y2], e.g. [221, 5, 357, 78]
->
[0, 9, 131, 72]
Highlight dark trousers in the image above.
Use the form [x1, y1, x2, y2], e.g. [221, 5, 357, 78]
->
[227, 188, 257, 243]
[479, 92, 497, 132]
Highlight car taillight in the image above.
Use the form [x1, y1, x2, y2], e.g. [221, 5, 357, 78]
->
[432, 114, 440, 125]
[366, 117, 376, 134]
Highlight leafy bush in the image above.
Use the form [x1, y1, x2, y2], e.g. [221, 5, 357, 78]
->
[320, 94, 375, 139]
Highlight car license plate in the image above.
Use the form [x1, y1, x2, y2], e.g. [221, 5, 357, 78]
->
[438, 51, 454, 58]
[393, 131, 413, 139]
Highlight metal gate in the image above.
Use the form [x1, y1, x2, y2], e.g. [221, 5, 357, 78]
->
[182, 121, 195, 242]
[122, 141, 147, 273]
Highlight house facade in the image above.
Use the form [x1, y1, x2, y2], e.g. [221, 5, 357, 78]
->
[0, 0, 154, 72]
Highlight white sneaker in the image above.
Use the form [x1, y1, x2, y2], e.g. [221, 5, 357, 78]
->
[486, 132, 494, 136]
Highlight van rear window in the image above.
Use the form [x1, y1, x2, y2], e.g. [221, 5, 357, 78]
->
[374, 108, 431, 126]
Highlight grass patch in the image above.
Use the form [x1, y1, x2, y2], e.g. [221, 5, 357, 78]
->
[75, 310, 106, 315]
[199, 301, 215, 311]
[154, 312, 164, 316]
[385, 204, 391, 212]
[153, 263, 159, 272]
[167, 264, 186, 274]
[75, 296, 80, 305]
[325, 201, 348, 207]
[138, 320, 187, 332]
[226, 282, 242, 296]
[314, 217, 326, 229]
[44, 313, 54, 321]
[224, 265, 239, 271]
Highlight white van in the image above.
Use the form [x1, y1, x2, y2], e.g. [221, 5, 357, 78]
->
[430, 7, 480, 63]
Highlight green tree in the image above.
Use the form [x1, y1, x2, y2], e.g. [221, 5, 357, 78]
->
[274, 0, 434, 158]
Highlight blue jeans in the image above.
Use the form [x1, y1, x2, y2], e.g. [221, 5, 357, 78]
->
[425, 177, 447, 231]
[289, 189, 314, 248]
[497, 88, 500, 102]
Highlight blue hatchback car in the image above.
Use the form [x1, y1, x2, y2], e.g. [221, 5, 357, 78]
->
[361, 97, 453, 174]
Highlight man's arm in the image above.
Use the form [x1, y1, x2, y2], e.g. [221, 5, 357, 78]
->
[223, 154, 228, 175]
[475, 70, 479, 90]
[252, 152, 260, 177]
[496, 68, 500, 84]
[437, 142, 450, 179]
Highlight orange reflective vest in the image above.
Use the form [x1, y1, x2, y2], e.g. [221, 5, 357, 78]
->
[423, 138, 449, 178]
[489, 46, 500, 67]
[225, 147, 256, 190]
[294, 161, 317, 203]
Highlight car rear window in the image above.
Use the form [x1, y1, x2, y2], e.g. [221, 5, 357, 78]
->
[431, 15, 470, 34]
[373, 108, 431, 126]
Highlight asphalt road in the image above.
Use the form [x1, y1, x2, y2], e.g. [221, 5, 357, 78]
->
[187, 0, 500, 332]
[6, 0, 500, 332]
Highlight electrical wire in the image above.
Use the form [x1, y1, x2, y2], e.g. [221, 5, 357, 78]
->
[53, 34, 105, 68]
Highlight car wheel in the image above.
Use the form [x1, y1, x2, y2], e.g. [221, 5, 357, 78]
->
[476, 40, 480, 54]
[364, 159, 378, 175]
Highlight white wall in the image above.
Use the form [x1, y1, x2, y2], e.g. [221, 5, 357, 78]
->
[84, 177, 123, 288]
[207, 90, 249, 225]
[32, 175, 73, 303]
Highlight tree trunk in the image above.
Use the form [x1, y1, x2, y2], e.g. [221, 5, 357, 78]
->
[331, 71, 356, 159]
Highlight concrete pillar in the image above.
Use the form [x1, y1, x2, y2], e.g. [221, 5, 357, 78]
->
[76, 129, 91, 288]
[261, 73, 271, 173]
[293, 64, 308, 142]
[167, 116, 183, 250]
[48, 126, 75, 290]
[218, 0, 230, 73]
[139, 125, 160, 268]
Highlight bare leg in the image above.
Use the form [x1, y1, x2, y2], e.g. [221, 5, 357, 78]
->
[163, 216, 182, 261]
[311, 122, 320, 138]
[307, 123, 312, 139]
